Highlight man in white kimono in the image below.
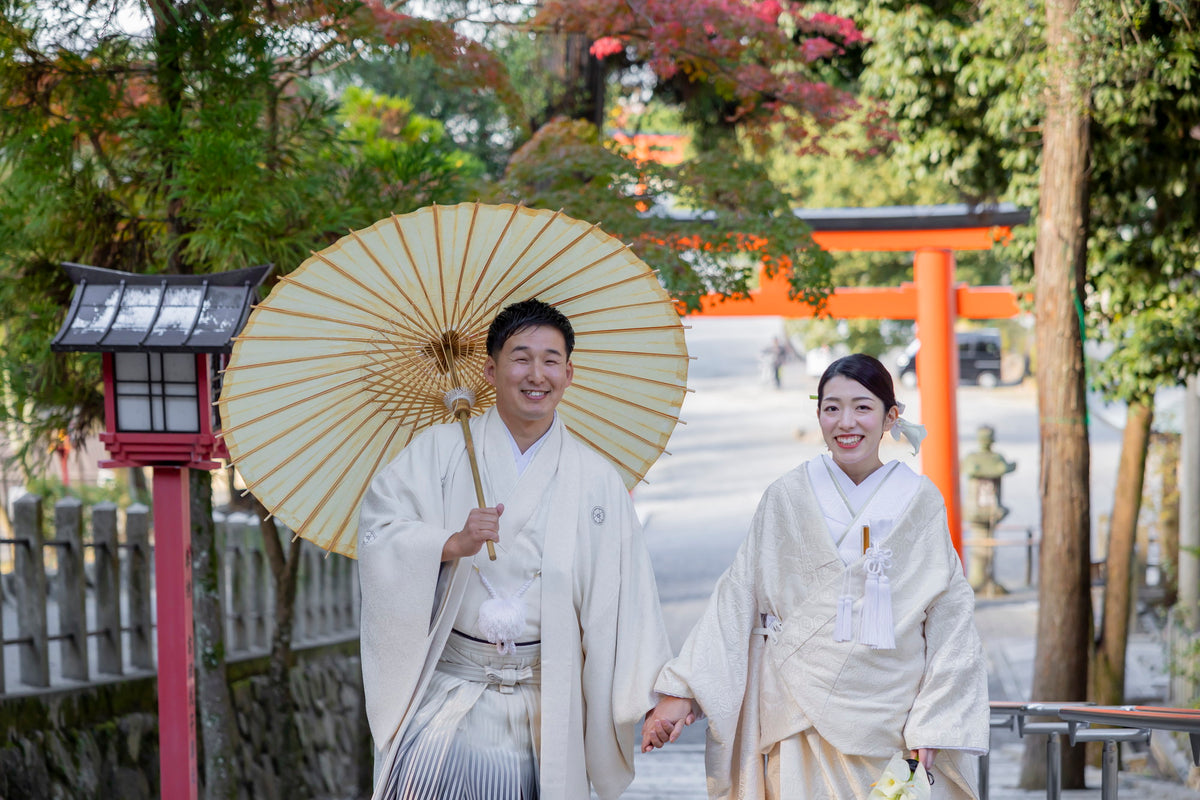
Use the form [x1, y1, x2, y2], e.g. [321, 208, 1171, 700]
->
[358, 298, 672, 800]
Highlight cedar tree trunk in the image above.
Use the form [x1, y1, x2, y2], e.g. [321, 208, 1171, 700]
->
[256, 499, 305, 794]
[1093, 400, 1152, 708]
[1019, 0, 1093, 788]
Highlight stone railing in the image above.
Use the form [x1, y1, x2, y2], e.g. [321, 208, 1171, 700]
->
[0, 494, 359, 694]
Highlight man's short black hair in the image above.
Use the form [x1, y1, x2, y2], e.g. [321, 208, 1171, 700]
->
[486, 298, 575, 357]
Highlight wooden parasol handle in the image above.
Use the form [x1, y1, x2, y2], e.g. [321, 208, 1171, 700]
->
[453, 400, 496, 560]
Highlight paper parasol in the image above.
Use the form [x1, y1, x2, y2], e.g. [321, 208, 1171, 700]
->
[217, 202, 690, 558]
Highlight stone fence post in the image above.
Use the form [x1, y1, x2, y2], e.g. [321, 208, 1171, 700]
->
[14, 493, 48, 688]
[125, 504, 154, 671]
[298, 542, 321, 641]
[54, 497, 88, 682]
[226, 512, 250, 653]
[251, 519, 268, 648]
[92, 502, 123, 676]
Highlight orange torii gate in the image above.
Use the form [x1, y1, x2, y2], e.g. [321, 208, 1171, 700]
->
[690, 204, 1029, 555]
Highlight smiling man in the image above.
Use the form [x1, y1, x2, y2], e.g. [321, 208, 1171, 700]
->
[357, 298, 672, 800]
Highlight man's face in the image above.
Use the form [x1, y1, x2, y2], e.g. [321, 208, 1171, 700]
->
[484, 324, 573, 432]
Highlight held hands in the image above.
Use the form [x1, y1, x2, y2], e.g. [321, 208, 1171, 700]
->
[442, 504, 504, 561]
[910, 748, 937, 770]
[641, 695, 696, 753]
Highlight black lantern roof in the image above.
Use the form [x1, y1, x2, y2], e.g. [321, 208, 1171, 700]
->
[51, 263, 272, 353]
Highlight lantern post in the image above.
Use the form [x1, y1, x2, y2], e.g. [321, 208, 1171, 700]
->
[51, 263, 271, 800]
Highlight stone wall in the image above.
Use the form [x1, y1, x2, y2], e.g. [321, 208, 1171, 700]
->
[0, 642, 372, 799]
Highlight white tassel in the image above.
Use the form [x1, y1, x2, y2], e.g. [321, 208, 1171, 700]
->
[475, 568, 540, 655]
[834, 593, 854, 641]
[859, 546, 896, 650]
[478, 596, 525, 655]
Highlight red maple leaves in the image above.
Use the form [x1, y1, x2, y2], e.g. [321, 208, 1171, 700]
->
[532, 0, 868, 138]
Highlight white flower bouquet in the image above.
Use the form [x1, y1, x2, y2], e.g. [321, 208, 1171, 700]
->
[868, 752, 932, 800]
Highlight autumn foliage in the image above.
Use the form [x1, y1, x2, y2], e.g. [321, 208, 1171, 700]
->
[531, 0, 869, 142]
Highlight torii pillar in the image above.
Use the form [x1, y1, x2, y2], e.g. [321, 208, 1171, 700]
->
[690, 204, 1029, 556]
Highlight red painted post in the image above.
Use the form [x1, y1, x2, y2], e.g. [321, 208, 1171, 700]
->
[152, 466, 198, 800]
[914, 249, 963, 556]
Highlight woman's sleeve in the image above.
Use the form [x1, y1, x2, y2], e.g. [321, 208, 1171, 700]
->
[654, 494, 767, 747]
[904, 530, 990, 755]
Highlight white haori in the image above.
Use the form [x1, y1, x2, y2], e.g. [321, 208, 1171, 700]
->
[654, 458, 989, 800]
[381, 633, 541, 800]
[358, 407, 672, 800]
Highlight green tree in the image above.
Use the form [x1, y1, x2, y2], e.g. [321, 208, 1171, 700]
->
[341, 0, 889, 311]
[0, 2, 352, 793]
[1075, 0, 1200, 716]
[844, 0, 1200, 785]
[335, 85, 486, 208]
[0, 1, 485, 794]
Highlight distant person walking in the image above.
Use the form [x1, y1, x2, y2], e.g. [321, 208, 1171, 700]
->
[762, 336, 790, 389]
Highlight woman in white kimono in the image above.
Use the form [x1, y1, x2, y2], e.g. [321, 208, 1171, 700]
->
[642, 354, 989, 799]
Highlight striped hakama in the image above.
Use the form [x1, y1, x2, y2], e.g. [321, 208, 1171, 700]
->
[380, 632, 541, 800]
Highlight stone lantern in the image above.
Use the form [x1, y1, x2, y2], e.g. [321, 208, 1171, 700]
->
[962, 424, 1016, 595]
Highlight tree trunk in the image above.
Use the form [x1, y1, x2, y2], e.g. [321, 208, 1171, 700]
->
[191, 469, 238, 799]
[537, 32, 606, 129]
[130, 466, 150, 507]
[146, 0, 192, 274]
[1019, 0, 1093, 789]
[256, 498, 305, 794]
[1155, 432, 1180, 608]
[1093, 400, 1152, 708]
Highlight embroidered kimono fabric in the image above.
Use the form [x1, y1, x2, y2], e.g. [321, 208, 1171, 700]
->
[655, 458, 989, 800]
[358, 408, 671, 800]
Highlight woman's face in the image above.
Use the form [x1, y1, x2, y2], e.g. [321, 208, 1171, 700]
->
[817, 375, 899, 484]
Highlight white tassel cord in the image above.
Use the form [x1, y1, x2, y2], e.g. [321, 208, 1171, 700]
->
[858, 545, 896, 650]
[833, 567, 854, 642]
[475, 567, 541, 655]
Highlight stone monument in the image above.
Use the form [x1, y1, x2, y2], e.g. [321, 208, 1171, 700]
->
[962, 425, 1016, 595]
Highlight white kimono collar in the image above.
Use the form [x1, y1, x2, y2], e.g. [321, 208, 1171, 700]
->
[808, 455, 922, 650]
[500, 411, 558, 475]
[809, 455, 911, 562]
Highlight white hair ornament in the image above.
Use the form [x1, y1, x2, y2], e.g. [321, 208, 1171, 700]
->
[890, 401, 927, 455]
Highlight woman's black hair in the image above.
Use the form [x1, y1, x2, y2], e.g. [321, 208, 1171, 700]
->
[817, 353, 898, 413]
[486, 298, 575, 357]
